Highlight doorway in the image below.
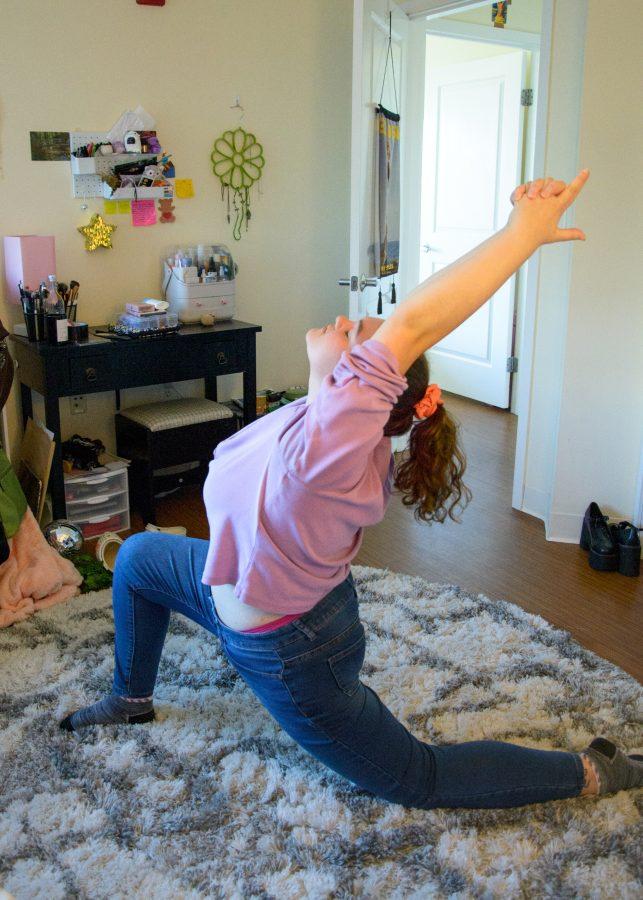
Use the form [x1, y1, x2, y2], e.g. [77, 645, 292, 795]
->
[350, 0, 553, 511]
[421, 33, 533, 411]
[396, 0, 547, 508]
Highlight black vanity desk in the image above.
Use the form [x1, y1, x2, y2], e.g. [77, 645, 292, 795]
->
[11, 319, 262, 519]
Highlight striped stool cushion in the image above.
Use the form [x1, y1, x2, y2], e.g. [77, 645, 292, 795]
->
[119, 398, 234, 433]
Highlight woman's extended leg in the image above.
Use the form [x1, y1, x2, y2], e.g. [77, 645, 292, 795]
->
[215, 575, 610, 810]
[60, 532, 214, 731]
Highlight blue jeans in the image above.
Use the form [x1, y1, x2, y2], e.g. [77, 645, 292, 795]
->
[112, 532, 585, 809]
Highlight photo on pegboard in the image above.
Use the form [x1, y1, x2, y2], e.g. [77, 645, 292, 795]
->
[30, 131, 70, 161]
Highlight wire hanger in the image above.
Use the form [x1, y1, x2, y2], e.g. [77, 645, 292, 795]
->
[378, 12, 399, 115]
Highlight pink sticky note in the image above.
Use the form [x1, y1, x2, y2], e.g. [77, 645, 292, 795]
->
[131, 199, 157, 227]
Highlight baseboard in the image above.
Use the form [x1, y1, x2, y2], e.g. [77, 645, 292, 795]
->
[548, 508, 643, 554]
[546, 511, 582, 543]
[521, 486, 550, 523]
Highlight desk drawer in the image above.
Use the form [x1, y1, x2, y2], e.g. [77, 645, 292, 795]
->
[69, 355, 114, 392]
[205, 341, 237, 372]
[117, 339, 237, 386]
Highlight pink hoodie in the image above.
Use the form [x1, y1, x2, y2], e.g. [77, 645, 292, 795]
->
[202, 339, 407, 614]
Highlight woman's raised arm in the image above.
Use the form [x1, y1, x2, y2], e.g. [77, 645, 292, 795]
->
[373, 171, 589, 375]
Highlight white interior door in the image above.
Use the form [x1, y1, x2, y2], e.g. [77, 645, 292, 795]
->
[421, 50, 526, 408]
[348, 0, 409, 322]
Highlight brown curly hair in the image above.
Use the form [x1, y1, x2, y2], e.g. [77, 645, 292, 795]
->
[384, 353, 471, 523]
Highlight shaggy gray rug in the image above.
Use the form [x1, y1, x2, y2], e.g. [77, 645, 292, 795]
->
[0, 565, 641, 899]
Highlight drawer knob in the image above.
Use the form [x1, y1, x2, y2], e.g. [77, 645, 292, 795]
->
[85, 367, 97, 382]
[217, 352, 228, 365]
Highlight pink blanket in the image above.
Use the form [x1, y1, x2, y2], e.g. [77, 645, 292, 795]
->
[0, 508, 82, 627]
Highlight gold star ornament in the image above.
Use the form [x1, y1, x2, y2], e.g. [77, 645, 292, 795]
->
[77, 214, 117, 251]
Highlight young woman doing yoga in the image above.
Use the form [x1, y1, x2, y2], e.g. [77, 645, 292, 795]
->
[61, 170, 642, 807]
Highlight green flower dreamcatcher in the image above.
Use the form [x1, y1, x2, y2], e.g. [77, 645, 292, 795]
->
[211, 128, 265, 240]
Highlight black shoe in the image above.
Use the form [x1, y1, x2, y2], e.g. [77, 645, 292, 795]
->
[611, 521, 641, 577]
[580, 502, 618, 571]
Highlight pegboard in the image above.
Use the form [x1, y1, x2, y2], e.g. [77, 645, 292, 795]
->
[69, 132, 108, 199]
[69, 131, 163, 200]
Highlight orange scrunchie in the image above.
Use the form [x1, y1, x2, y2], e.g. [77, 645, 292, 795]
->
[414, 383, 443, 419]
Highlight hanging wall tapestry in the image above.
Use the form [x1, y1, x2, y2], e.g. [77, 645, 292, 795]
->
[373, 13, 401, 314]
[211, 128, 265, 241]
[374, 105, 400, 278]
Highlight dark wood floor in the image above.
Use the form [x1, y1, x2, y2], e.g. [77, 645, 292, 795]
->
[130, 394, 642, 681]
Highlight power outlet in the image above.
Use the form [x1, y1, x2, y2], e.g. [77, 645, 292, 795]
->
[69, 395, 87, 415]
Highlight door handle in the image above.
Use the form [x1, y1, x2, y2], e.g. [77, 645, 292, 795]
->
[338, 275, 380, 292]
[422, 244, 435, 253]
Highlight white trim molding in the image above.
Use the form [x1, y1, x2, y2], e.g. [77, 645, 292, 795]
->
[634, 443, 643, 528]
[424, 19, 540, 50]
[521, 486, 550, 524]
[401, 1, 490, 20]
[546, 511, 583, 544]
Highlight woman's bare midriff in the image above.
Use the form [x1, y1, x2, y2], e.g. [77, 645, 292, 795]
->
[211, 584, 286, 631]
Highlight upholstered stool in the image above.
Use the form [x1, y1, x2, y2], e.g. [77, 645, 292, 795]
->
[115, 398, 237, 524]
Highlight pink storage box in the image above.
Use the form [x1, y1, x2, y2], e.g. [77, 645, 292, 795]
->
[3, 235, 56, 303]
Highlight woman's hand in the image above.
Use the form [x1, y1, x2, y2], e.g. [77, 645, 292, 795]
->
[510, 176, 567, 205]
[507, 170, 589, 250]
[377, 171, 589, 371]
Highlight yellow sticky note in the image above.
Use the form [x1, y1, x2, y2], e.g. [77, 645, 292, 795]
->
[175, 179, 194, 199]
[103, 200, 117, 214]
[117, 200, 131, 213]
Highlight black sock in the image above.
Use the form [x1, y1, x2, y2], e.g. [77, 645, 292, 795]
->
[59, 694, 154, 732]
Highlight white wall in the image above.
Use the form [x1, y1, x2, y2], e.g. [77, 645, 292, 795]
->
[546, 0, 643, 537]
[520, 0, 588, 523]
[426, 34, 526, 65]
[0, 0, 352, 460]
[522, 0, 643, 537]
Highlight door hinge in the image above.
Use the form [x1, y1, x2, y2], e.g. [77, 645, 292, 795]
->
[521, 89, 534, 107]
[506, 356, 519, 373]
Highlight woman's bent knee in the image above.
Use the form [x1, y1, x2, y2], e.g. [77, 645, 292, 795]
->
[113, 532, 160, 581]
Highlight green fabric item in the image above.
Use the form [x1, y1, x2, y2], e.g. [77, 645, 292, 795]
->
[0, 449, 28, 538]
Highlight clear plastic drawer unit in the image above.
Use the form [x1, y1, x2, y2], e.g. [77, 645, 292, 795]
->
[162, 244, 237, 323]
